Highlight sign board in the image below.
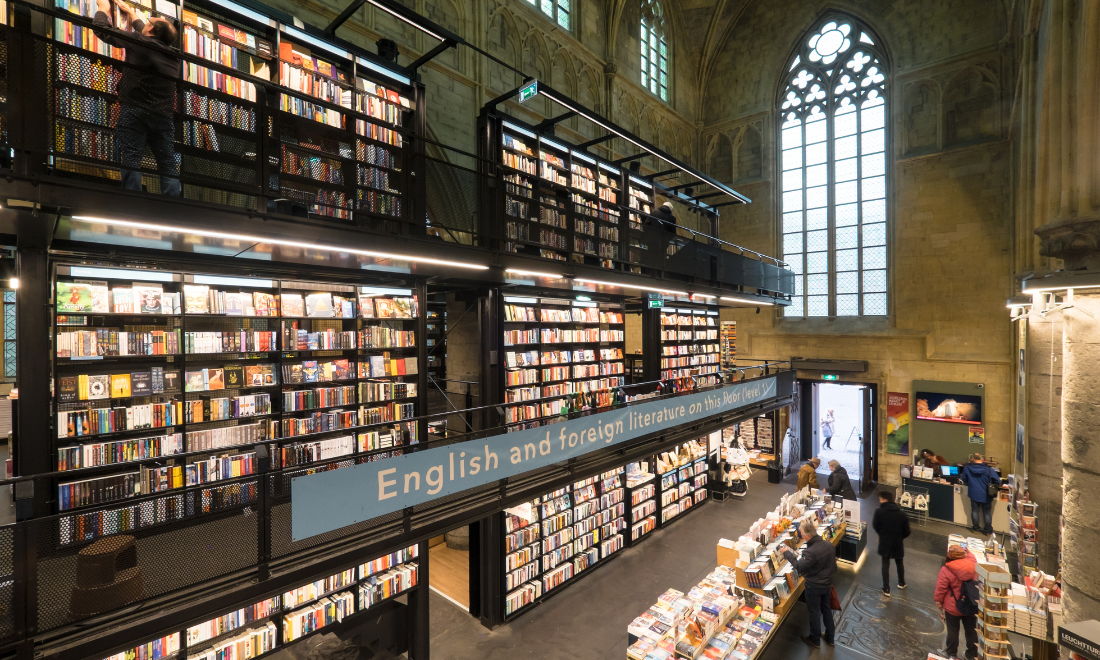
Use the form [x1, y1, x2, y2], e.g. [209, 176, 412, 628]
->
[518, 80, 538, 104]
[1060, 620, 1100, 660]
[648, 299, 664, 309]
[822, 374, 839, 381]
[292, 377, 780, 540]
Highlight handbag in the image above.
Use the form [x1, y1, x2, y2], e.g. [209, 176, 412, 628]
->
[829, 586, 841, 610]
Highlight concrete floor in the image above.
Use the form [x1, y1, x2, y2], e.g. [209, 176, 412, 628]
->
[428, 470, 977, 660]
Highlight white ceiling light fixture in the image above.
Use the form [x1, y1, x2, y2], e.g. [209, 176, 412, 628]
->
[720, 296, 775, 306]
[504, 268, 566, 279]
[573, 278, 688, 296]
[70, 216, 489, 271]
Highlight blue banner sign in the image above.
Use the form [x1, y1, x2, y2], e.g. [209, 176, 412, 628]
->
[291, 377, 778, 540]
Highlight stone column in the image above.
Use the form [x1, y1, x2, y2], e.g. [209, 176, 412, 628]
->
[1025, 311, 1062, 575]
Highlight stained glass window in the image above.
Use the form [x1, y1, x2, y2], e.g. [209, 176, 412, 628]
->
[3, 291, 14, 379]
[528, 0, 569, 30]
[640, 0, 668, 101]
[780, 18, 887, 317]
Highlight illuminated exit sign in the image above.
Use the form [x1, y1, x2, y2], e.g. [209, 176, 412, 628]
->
[518, 80, 538, 104]
[648, 299, 664, 309]
[822, 374, 839, 381]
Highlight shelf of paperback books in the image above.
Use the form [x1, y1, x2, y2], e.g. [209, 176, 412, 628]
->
[655, 439, 708, 527]
[659, 306, 720, 389]
[501, 296, 626, 429]
[496, 119, 625, 270]
[106, 544, 420, 660]
[625, 175, 654, 269]
[425, 302, 447, 380]
[51, 271, 423, 528]
[625, 461, 657, 546]
[627, 490, 846, 660]
[501, 466, 627, 620]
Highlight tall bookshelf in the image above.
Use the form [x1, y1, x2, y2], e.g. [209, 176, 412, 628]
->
[501, 467, 626, 621]
[625, 175, 654, 271]
[100, 543, 419, 660]
[654, 439, 708, 527]
[625, 460, 657, 546]
[658, 305, 720, 389]
[494, 119, 627, 270]
[51, 267, 421, 541]
[425, 301, 446, 381]
[501, 296, 625, 428]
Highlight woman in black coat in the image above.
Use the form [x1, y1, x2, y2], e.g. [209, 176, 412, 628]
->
[825, 460, 858, 499]
[872, 489, 911, 597]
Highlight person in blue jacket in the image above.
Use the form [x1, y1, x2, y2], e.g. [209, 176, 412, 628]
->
[959, 453, 1001, 535]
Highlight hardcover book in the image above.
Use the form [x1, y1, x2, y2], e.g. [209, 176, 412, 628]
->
[358, 295, 376, 319]
[223, 292, 246, 316]
[305, 294, 334, 318]
[301, 361, 318, 383]
[133, 283, 164, 314]
[163, 370, 181, 394]
[206, 368, 225, 391]
[281, 294, 305, 317]
[375, 298, 395, 319]
[244, 365, 264, 387]
[261, 364, 275, 385]
[110, 373, 131, 398]
[185, 370, 206, 393]
[184, 285, 210, 314]
[151, 366, 164, 393]
[87, 374, 110, 400]
[130, 371, 152, 397]
[75, 280, 111, 313]
[56, 282, 95, 313]
[59, 376, 79, 402]
[392, 298, 412, 318]
[112, 288, 135, 314]
[224, 364, 244, 389]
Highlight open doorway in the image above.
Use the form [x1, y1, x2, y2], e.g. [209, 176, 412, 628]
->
[808, 381, 873, 489]
[429, 526, 471, 612]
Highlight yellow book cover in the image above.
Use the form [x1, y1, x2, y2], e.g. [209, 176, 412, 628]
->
[78, 374, 89, 400]
[110, 373, 132, 398]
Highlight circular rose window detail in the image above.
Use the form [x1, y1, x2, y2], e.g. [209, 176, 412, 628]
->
[808, 22, 852, 64]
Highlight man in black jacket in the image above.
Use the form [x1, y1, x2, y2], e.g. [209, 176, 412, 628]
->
[782, 519, 837, 648]
[826, 459, 858, 499]
[872, 489, 911, 597]
[93, 0, 181, 196]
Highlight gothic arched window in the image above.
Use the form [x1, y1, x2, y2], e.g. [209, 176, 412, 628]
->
[640, 0, 668, 101]
[527, 0, 569, 30]
[779, 17, 887, 317]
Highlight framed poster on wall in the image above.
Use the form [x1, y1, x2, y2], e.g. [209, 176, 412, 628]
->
[887, 392, 910, 455]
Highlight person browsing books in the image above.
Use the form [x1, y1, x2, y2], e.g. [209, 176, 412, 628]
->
[781, 519, 837, 649]
[796, 457, 821, 491]
[825, 460, 857, 499]
[959, 453, 1001, 535]
[872, 489, 910, 597]
[934, 545, 979, 660]
[93, 0, 181, 196]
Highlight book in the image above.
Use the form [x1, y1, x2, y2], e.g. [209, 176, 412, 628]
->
[56, 282, 95, 313]
[281, 294, 305, 317]
[163, 370, 181, 394]
[184, 285, 210, 314]
[224, 292, 247, 316]
[76, 280, 111, 313]
[113, 288, 135, 313]
[358, 295, 376, 318]
[261, 364, 275, 385]
[59, 376, 79, 402]
[87, 375, 110, 400]
[131, 371, 152, 397]
[224, 364, 244, 389]
[133, 283, 164, 314]
[185, 370, 206, 393]
[375, 298, 395, 319]
[151, 367, 164, 394]
[301, 361, 318, 382]
[287, 364, 303, 384]
[305, 294, 334, 318]
[253, 292, 277, 316]
[392, 298, 412, 318]
[333, 359, 351, 380]
[110, 373, 132, 398]
[207, 368, 225, 390]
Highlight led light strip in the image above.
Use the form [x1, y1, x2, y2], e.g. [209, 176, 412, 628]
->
[71, 216, 489, 271]
[282, 26, 350, 61]
[505, 268, 565, 279]
[720, 296, 775, 306]
[573, 278, 687, 296]
[356, 56, 412, 86]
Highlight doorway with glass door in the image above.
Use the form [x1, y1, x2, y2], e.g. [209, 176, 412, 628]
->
[806, 381, 876, 492]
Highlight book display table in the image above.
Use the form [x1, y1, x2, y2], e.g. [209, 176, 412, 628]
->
[626, 489, 845, 659]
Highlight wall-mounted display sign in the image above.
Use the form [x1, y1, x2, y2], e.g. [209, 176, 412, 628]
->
[887, 392, 910, 455]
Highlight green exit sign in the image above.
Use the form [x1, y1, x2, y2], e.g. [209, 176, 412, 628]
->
[648, 299, 664, 309]
[518, 80, 538, 104]
[822, 374, 839, 381]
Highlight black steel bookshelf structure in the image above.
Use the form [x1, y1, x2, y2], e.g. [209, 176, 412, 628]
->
[0, 0, 803, 655]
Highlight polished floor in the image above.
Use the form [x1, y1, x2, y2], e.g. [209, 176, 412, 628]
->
[428, 543, 470, 610]
[428, 469, 993, 660]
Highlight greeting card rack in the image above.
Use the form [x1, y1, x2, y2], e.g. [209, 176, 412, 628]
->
[50, 264, 426, 540]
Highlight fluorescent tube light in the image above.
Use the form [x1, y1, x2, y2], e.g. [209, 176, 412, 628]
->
[502, 122, 536, 139]
[571, 151, 595, 164]
[720, 296, 774, 306]
[628, 176, 651, 188]
[541, 138, 569, 153]
[598, 162, 619, 174]
[691, 293, 716, 299]
[282, 26, 349, 61]
[210, 0, 275, 26]
[572, 301, 596, 308]
[503, 296, 538, 304]
[505, 268, 565, 278]
[70, 266, 175, 282]
[356, 56, 412, 86]
[361, 286, 413, 296]
[70, 216, 489, 271]
[364, 0, 445, 41]
[194, 275, 274, 288]
[574, 278, 687, 296]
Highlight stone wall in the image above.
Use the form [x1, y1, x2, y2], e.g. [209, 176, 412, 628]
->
[700, 0, 1014, 485]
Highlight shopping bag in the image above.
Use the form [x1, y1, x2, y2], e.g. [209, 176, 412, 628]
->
[829, 586, 841, 610]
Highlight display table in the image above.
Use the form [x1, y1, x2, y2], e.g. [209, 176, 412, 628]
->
[748, 452, 775, 468]
[627, 491, 845, 659]
[902, 477, 1010, 531]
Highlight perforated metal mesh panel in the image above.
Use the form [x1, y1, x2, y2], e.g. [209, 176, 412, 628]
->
[0, 28, 10, 150]
[33, 487, 259, 632]
[425, 156, 479, 244]
[0, 525, 14, 644]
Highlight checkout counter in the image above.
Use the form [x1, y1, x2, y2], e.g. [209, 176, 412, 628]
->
[901, 464, 1010, 532]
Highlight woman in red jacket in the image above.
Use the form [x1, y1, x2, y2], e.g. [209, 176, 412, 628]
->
[934, 546, 978, 660]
